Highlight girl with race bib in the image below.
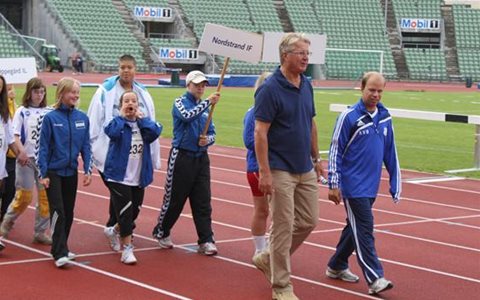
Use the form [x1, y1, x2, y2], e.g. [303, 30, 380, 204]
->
[0, 77, 52, 245]
[103, 90, 162, 264]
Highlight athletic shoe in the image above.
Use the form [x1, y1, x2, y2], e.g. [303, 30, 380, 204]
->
[252, 251, 271, 283]
[103, 226, 121, 252]
[157, 236, 173, 249]
[0, 217, 14, 237]
[273, 290, 299, 300]
[67, 252, 76, 260]
[326, 266, 360, 283]
[121, 244, 137, 265]
[368, 277, 393, 295]
[33, 233, 52, 245]
[0, 238, 5, 251]
[55, 256, 70, 268]
[197, 242, 217, 256]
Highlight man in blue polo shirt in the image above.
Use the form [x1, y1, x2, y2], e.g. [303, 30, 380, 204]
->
[253, 33, 324, 300]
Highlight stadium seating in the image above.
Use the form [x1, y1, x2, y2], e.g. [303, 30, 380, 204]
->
[309, 0, 397, 79]
[0, 24, 30, 58]
[179, 0, 278, 74]
[47, 0, 148, 70]
[284, 0, 322, 33]
[453, 4, 480, 81]
[403, 48, 447, 80]
[124, 0, 170, 7]
[10, 0, 472, 81]
[246, 0, 283, 32]
[392, 0, 443, 19]
[150, 38, 196, 49]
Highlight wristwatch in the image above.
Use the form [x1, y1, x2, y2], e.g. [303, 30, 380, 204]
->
[312, 157, 321, 163]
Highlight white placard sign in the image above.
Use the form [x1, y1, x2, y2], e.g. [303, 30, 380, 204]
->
[0, 57, 37, 84]
[262, 32, 327, 64]
[198, 23, 263, 63]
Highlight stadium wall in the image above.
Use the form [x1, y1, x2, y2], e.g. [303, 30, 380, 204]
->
[27, 0, 77, 67]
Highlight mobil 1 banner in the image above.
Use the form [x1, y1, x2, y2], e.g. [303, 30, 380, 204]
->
[159, 48, 199, 61]
[134, 6, 173, 22]
[400, 18, 441, 32]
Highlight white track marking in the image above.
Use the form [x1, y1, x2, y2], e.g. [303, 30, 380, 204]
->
[3, 240, 192, 300]
[405, 176, 465, 184]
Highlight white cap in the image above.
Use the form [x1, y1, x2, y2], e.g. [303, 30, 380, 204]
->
[185, 70, 208, 85]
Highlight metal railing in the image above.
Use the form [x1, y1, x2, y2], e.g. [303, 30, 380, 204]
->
[0, 12, 46, 69]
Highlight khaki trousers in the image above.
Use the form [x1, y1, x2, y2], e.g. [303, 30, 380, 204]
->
[269, 169, 319, 292]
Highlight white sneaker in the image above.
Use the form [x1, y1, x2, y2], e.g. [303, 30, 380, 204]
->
[0, 238, 5, 251]
[326, 266, 360, 283]
[104, 226, 121, 252]
[67, 252, 76, 260]
[55, 256, 70, 268]
[197, 242, 217, 256]
[368, 277, 393, 295]
[157, 236, 173, 249]
[121, 244, 137, 265]
[252, 251, 271, 283]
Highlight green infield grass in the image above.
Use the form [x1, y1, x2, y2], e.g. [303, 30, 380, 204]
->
[16, 86, 480, 178]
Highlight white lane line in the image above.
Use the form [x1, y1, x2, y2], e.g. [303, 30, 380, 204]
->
[2, 240, 192, 299]
[172, 179, 480, 229]
[304, 241, 480, 284]
[407, 182, 480, 195]
[149, 169, 480, 213]
[405, 176, 465, 184]
[78, 188, 480, 252]
[9, 208, 377, 299]
[160, 144, 480, 195]
[0, 257, 52, 266]
[79, 189, 480, 264]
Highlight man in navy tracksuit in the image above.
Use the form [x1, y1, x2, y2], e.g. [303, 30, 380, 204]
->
[152, 70, 220, 255]
[326, 72, 401, 295]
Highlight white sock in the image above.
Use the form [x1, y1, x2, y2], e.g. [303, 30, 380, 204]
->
[253, 235, 267, 253]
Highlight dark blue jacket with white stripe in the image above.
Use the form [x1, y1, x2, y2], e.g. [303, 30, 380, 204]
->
[171, 92, 215, 152]
[103, 116, 162, 188]
[328, 99, 401, 201]
[37, 104, 91, 178]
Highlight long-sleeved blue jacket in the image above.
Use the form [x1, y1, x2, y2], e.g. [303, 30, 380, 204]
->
[328, 99, 401, 200]
[243, 106, 258, 172]
[171, 92, 215, 152]
[37, 104, 91, 178]
[103, 116, 162, 188]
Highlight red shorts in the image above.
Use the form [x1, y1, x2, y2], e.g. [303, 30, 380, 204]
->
[246, 172, 263, 197]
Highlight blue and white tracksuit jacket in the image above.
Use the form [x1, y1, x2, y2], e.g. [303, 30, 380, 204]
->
[103, 116, 162, 188]
[88, 75, 161, 173]
[328, 99, 401, 200]
[171, 91, 215, 150]
[37, 104, 92, 178]
[327, 99, 401, 284]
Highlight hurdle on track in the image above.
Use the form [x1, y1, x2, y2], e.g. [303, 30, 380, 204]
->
[329, 104, 480, 173]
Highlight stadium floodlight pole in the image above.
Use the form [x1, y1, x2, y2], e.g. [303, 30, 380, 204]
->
[201, 57, 230, 137]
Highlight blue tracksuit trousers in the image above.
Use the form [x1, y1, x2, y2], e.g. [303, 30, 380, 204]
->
[327, 197, 384, 284]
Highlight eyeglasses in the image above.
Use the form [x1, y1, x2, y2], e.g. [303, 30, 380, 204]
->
[288, 51, 312, 57]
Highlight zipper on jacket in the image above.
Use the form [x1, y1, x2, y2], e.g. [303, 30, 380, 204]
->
[68, 109, 72, 171]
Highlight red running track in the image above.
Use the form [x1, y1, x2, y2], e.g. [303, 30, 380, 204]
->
[0, 139, 479, 299]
